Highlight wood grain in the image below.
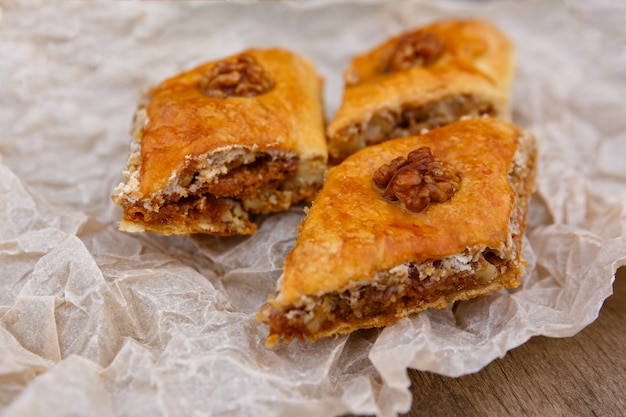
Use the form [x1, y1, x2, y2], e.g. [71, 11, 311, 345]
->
[403, 266, 626, 417]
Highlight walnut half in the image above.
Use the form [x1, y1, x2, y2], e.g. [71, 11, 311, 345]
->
[199, 54, 275, 98]
[385, 31, 445, 73]
[373, 147, 461, 213]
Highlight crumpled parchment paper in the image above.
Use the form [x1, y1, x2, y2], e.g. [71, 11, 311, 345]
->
[1, 1, 625, 416]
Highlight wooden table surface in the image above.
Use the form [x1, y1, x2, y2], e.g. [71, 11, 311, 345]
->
[399, 266, 626, 417]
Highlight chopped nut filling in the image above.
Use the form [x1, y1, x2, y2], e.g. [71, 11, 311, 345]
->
[330, 95, 496, 162]
[385, 31, 445, 73]
[199, 54, 275, 98]
[123, 153, 298, 230]
[184, 154, 298, 200]
[373, 147, 461, 213]
[125, 194, 241, 229]
[261, 248, 514, 343]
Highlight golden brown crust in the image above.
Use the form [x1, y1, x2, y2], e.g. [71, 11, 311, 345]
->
[259, 118, 537, 345]
[327, 19, 515, 162]
[112, 48, 328, 236]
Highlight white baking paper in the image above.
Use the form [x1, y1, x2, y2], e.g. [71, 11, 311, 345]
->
[1, 1, 625, 416]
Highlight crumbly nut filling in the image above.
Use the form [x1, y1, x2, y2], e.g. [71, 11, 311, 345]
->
[260, 247, 515, 343]
[330, 95, 496, 162]
[121, 152, 300, 229]
[180, 154, 298, 200]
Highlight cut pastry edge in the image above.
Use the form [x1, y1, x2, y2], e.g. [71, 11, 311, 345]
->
[328, 92, 509, 163]
[258, 205, 529, 346]
[117, 197, 258, 236]
[112, 148, 326, 235]
[258, 247, 525, 347]
[111, 98, 327, 236]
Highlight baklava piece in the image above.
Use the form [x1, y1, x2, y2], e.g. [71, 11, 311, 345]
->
[327, 19, 515, 162]
[258, 118, 536, 346]
[112, 49, 328, 235]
